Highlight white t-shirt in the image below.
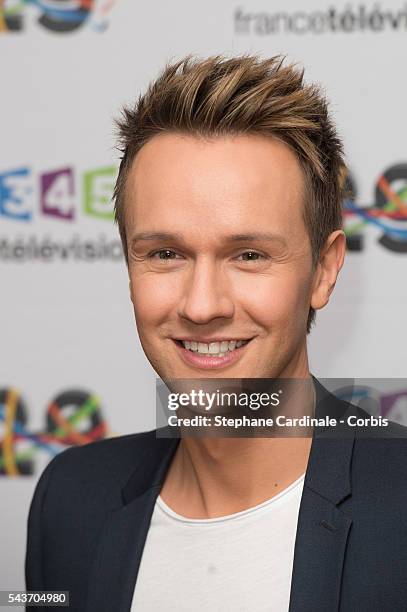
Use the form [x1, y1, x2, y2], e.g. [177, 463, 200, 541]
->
[130, 474, 305, 611]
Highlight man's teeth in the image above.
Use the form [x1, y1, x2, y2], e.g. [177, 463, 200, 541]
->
[181, 339, 249, 357]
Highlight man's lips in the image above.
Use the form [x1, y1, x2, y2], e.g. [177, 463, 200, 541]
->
[172, 337, 254, 369]
[173, 337, 254, 343]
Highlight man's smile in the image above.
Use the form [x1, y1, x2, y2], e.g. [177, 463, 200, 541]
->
[171, 337, 254, 369]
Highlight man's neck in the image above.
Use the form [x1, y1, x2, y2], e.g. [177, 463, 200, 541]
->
[160, 368, 314, 519]
[160, 435, 312, 519]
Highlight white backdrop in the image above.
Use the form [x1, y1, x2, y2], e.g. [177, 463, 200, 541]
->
[1, 0, 407, 591]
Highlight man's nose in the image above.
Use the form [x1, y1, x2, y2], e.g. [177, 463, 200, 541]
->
[177, 258, 234, 324]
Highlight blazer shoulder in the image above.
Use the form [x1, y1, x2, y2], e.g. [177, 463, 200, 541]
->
[379, 418, 407, 438]
[26, 427, 173, 544]
[351, 416, 407, 499]
[353, 405, 407, 440]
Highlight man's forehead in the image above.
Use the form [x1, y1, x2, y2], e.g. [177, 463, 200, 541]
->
[124, 132, 306, 237]
[128, 132, 304, 185]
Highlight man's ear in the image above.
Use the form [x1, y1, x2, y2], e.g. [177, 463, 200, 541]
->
[310, 230, 346, 311]
[129, 279, 134, 304]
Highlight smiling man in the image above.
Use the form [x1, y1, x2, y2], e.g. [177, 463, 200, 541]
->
[124, 132, 338, 380]
[26, 54, 407, 612]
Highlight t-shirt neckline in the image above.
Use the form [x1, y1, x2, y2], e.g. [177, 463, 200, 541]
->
[156, 473, 305, 524]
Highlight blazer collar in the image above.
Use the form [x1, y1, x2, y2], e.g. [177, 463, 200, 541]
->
[121, 436, 179, 505]
[289, 375, 355, 612]
[307, 374, 355, 504]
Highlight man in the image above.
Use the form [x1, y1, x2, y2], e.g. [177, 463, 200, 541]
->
[26, 54, 407, 611]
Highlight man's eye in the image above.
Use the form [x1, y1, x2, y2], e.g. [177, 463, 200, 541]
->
[237, 251, 266, 261]
[150, 249, 180, 260]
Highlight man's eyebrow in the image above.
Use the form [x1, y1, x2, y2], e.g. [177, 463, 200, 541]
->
[130, 232, 288, 245]
[226, 232, 288, 245]
[130, 232, 184, 243]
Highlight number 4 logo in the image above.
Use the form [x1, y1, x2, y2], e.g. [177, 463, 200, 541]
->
[41, 167, 75, 220]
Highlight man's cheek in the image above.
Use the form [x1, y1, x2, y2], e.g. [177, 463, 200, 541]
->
[130, 277, 155, 312]
[138, 275, 179, 305]
[251, 288, 296, 324]
[133, 289, 174, 334]
[134, 299, 157, 326]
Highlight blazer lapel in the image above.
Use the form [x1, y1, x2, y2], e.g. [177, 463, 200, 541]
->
[289, 376, 355, 612]
[85, 436, 179, 612]
[289, 487, 352, 612]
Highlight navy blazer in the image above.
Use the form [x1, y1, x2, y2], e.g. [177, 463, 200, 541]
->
[25, 376, 407, 611]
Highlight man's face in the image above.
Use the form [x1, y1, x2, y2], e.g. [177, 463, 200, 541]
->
[125, 132, 319, 380]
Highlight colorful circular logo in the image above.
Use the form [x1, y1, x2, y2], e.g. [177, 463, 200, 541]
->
[0, 387, 108, 476]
